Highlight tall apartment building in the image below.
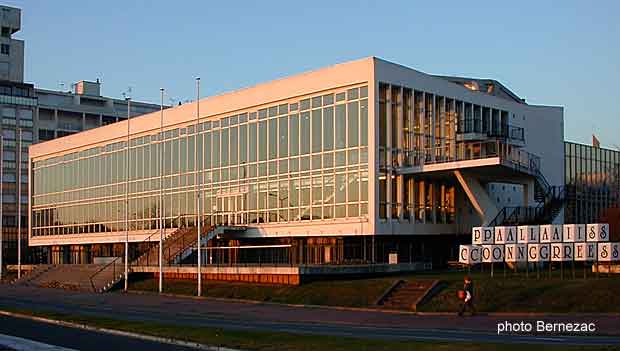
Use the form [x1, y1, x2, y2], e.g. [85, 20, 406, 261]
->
[0, 5, 23, 83]
[0, 5, 162, 265]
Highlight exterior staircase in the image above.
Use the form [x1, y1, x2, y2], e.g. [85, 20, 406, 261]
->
[12, 224, 247, 293]
[12, 263, 122, 292]
[490, 169, 567, 226]
[378, 280, 439, 311]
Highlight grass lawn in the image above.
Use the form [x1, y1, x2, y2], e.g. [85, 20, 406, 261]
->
[415, 270, 620, 313]
[3, 308, 619, 351]
[128, 274, 398, 308]
[128, 269, 620, 313]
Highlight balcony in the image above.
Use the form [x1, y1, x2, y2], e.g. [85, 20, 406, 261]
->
[457, 118, 525, 146]
[381, 140, 541, 177]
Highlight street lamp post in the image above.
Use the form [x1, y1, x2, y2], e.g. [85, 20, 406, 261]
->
[124, 97, 131, 292]
[195, 77, 202, 297]
[17, 128, 21, 279]
[159, 88, 164, 294]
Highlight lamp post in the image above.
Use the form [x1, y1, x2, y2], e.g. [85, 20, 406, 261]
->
[17, 128, 21, 279]
[195, 77, 202, 297]
[124, 96, 131, 292]
[159, 88, 164, 294]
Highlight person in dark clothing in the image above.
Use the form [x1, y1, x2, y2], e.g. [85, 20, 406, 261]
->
[458, 275, 475, 317]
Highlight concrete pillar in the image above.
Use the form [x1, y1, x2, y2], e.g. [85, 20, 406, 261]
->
[386, 85, 392, 220]
[431, 95, 436, 162]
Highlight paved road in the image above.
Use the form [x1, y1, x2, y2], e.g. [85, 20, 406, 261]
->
[0, 285, 619, 346]
[0, 314, 199, 351]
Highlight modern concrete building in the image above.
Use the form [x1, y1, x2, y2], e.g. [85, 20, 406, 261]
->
[28, 57, 566, 266]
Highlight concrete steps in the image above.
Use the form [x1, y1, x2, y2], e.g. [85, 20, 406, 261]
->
[13, 264, 115, 292]
[380, 280, 438, 311]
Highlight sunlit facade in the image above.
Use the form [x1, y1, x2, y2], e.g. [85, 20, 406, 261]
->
[31, 86, 370, 236]
[28, 57, 565, 265]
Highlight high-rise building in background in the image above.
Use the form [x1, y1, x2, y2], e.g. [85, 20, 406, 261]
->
[0, 5, 162, 264]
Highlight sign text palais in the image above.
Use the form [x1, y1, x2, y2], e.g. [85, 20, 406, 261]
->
[459, 224, 618, 264]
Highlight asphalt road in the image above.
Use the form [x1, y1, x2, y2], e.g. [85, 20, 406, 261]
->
[0, 285, 619, 346]
[0, 314, 199, 351]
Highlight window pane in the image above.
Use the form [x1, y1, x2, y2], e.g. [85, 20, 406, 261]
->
[323, 106, 334, 151]
[221, 128, 229, 166]
[360, 99, 368, 146]
[289, 114, 299, 156]
[239, 124, 247, 163]
[300, 112, 310, 155]
[335, 104, 346, 149]
[248, 123, 257, 162]
[335, 174, 346, 203]
[347, 101, 359, 147]
[278, 116, 288, 158]
[311, 109, 321, 153]
[268, 118, 277, 159]
[259, 120, 267, 161]
[230, 126, 238, 165]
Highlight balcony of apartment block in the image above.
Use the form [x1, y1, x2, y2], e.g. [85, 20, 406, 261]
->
[381, 139, 541, 178]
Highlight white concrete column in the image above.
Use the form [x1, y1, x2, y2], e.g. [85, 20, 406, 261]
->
[431, 94, 436, 162]
[440, 97, 446, 162]
[385, 85, 392, 220]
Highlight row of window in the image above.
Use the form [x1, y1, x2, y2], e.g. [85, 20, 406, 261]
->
[31, 85, 370, 233]
[33, 88, 368, 200]
[32, 169, 369, 235]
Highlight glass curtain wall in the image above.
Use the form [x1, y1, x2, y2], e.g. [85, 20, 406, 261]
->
[564, 142, 620, 224]
[31, 86, 369, 237]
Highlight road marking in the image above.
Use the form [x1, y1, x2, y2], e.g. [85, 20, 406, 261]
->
[0, 333, 78, 351]
[533, 337, 567, 342]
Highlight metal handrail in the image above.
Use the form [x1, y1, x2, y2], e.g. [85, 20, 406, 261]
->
[89, 256, 122, 292]
[131, 214, 184, 266]
[168, 225, 216, 265]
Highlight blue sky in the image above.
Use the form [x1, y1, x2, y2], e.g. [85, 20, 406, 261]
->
[6, 0, 620, 148]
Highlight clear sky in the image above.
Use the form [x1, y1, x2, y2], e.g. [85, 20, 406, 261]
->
[5, 0, 620, 148]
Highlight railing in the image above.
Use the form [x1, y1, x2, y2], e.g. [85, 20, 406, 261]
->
[89, 256, 123, 292]
[394, 140, 541, 175]
[166, 225, 215, 265]
[131, 215, 184, 267]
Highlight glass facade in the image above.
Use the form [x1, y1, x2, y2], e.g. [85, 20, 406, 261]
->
[31, 85, 369, 237]
[564, 141, 620, 224]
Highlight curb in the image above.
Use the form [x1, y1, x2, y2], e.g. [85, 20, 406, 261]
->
[0, 310, 243, 351]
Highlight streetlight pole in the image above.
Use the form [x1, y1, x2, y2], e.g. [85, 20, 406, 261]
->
[17, 128, 21, 279]
[195, 77, 201, 297]
[124, 97, 131, 292]
[159, 88, 164, 294]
